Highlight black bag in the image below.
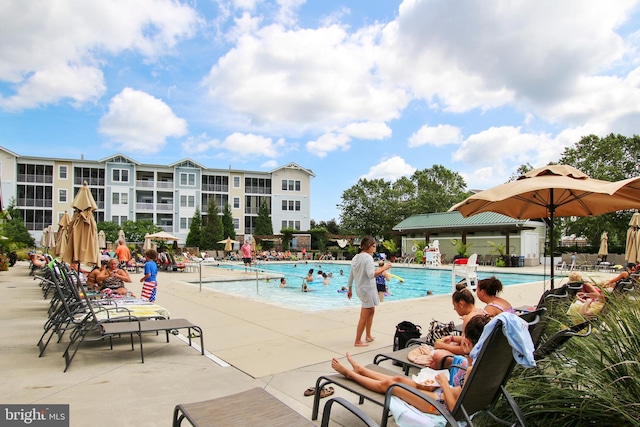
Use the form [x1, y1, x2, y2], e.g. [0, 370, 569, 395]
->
[393, 321, 422, 365]
[424, 319, 460, 346]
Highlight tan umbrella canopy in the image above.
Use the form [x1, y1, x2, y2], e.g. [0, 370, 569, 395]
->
[39, 227, 48, 248]
[146, 231, 179, 241]
[62, 181, 99, 266]
[55, 211, 72, 257]
[118, 229, 126, 243]
[98, 230, 106, 249]
[598, 231, 608, 261]
[143, 233, 152, 251]
[450, 165, 640, 287]
[625, 211, 640, 263]
[45, 225, 56, 252]
[217, 237, 239, 252]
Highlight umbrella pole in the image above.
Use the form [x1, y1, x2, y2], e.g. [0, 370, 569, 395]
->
[549, 196, 555, 289]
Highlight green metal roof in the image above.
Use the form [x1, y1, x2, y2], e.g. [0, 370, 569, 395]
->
[393, 211, 536, 231]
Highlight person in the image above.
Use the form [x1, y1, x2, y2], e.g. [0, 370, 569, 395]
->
[330, 315, 491, 414]
[338, 286, 348, 293]
[279, 277, 287, 288]
[301, 247, 307, 260]
[434, 283, 486, 355]
[602, 262, 636, 287]
[570, 252, 577, 270]
[322, 272, 330, 285]
[97, 258, 132, 296]
[115, 240, 131, 269]
[69, 261, 89, 285]
[306, 268, 315, 282]
[348, 236, 392, 347]
[476, 276, 515, 317]
[86, 260, 108, 291]
[426, 290, 434, 297]
[140, 249, 159, 302]
[241, 241, 252, 272]
[375, 261, 392, 302]
[339, 269, 344, 276]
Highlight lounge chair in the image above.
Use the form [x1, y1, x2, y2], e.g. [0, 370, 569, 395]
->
[534, 320, 592, 360]
[312, 314, 534, 426]
[172, 387, 378, 427]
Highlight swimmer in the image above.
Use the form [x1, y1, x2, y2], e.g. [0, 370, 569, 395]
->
[280, 278, 287, 288]
[339, 270, 344, 276]
[338, 286, 348, 293]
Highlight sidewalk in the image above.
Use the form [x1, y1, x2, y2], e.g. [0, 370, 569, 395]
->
[0, 261, 614, 426]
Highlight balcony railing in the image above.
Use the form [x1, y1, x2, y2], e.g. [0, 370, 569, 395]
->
[17, 175, 53, 184]
[160, 225, 174, 232]
[136, 180, 154, 188]
[74, 177, 105, 186]
[202, 184, 229, 192]
[17, 198, 53, 207]
[136, 202, 154, 211]
[156, 204, 173, 211]
[157, 181, 174, 189]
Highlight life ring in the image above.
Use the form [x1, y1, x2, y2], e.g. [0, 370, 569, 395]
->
[411, 245, 417, 253]
[450, 239, 458, 245]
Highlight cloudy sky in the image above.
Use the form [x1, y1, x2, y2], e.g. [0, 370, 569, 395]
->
[2, 0, 640, 221]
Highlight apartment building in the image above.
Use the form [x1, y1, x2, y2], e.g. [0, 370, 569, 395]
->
[0, 147, 314, 244]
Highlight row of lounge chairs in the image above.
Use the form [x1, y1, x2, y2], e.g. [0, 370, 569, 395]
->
[34, 261, 204, 372]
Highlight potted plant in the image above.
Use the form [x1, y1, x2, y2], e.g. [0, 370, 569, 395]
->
[381, 240, 398, 262]
[453, 241, 472, 261]
[488, 241, 507, 267]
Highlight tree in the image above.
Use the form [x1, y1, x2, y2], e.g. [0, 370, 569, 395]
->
[338, 178, 395, 237]
[96, 221, 119, 244]
[310, 219, 340, 234]
[411, 165, 471, 214]
[254, 199, 273, 236]
[201, 199, 223, 250]
[508, 163, 534, 182]
[309, 227, 329, 251]
[186, 207, 202, 248]
[121, 219, 160, 243]
[1, 199, 35, 248]
[559, 133, 640, 248]
[221, 203, 236, 240]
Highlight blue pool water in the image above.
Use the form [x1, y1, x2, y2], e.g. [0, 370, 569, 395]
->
[196, 262, 545, 312]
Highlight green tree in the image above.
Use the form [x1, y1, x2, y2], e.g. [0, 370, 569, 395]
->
[121, 219, 160, 243]
[310, 219, 340, 234]
[559, 133, 640, 248]
[508, 162, 534, 182]
[221, 203, 236, 240]
[280, 227, 296, 250]
[1, 199, 35, 248]
[201, 199, 223, 250]
[254, 199, 273, 236]
[96, 221, 119, 244]
[309, 227, 329, 251]
[411, 165, 471, 214]
[338, 178, 395, 237]
[186, 207, 202, 248]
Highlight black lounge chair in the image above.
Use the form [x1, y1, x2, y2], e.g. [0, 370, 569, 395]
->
[313, 317, 533, 426]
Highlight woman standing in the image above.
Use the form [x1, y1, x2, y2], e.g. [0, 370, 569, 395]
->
[348, 236, 391, 347]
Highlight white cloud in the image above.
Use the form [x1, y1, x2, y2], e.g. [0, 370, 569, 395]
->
[306, 133, 351, 158]
[361, 155, 417, 180]
[0, 0, 200, 110]
[99, 88, 187, 153]
[408, 124, 462, 148]
[341, 122, 392, 140]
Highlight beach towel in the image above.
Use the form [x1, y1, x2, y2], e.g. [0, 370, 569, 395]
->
[470, 312, 536, 368]
[141, 281, 157, 302]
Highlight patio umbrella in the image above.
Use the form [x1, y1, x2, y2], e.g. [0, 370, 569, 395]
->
[55, 211, 72, 257]
[450, 165, 640, 287]
[598, 231, 608, 262]
[217, 237, 239, 252]
[39, 227, 48, 248]
[45, 225, 56, 253]
[143, 233, 152, 251]
[118, 229, 126, 243]
[98, 230, 106, 249]
[625, 211, 640, 263]
[146, 231, 179, 241]
[62, 181, 99, 266]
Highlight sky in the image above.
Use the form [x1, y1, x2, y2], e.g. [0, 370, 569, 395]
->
[2, 0, 640, 222]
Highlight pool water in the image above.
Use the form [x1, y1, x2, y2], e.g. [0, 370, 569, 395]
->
[196, 262, 545, 312]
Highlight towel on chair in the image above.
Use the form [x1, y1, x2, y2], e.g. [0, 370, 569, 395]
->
[141, 281, 157, 302]
[470, 312, 536, 368]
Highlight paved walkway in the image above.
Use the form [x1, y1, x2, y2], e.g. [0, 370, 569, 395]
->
[0, 260, 615, 426]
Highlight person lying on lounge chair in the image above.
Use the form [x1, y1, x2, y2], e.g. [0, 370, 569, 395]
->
[330, 314, 490, 413]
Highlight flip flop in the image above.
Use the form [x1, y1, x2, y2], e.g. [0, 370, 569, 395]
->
[366, 337, 376, 342]
[303, 387, 315, 397]
[354, 342, 369, 347]
[320, 387, 335, 398]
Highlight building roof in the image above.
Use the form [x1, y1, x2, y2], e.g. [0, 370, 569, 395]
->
[393, 211, 544, 234]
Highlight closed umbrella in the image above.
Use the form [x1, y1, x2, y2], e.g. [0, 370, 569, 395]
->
[40, 227, 48, 248]
[143, 233, 152, 251]
[625, 211, 640, 263]
[450, 165, 640, 287]
[598, 231, 609, 262]
[217, 237, 239, 252]
[98, 230, 106, 249]
[62, 181, 99, 266]
[44, 225, 56, 252]
[55, 211, 72, 257]
[118, 229, 126, 243]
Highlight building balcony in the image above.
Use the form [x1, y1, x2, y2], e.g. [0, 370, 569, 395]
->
[136, 180, 155, 188]
[156, 203, 173, 211]
[17, 198, 53, 208]
[136, 202, 155, 211]
[156, 181, 174, 189]
[17, 175, 53, 184]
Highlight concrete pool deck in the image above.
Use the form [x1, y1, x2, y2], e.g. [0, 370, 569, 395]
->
[0, 260, 616, 426]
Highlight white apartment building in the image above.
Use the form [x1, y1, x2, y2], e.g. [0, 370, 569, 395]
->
[0, 147, 314, 244]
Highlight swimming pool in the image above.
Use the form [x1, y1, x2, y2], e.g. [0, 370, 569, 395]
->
[194, 262, 545, 312]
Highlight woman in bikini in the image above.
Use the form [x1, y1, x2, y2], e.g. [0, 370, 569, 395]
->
[434, 283, 486, 355]
[330, 315, 491, 413]
[476, 276, 515, 317]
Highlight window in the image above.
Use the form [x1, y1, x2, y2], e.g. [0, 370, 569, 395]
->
[282, 180, 287, 191]
[112, 193, 120, 204]
[112, 215, 119, 224]
[180, 195, 187, 207]
[288, 200, 294, 211]
[295, 200, 300, 211]
[282, 200, 287, 211]
[233, 197, 240, 209]
[120, 216, 127, 224]
[180, 173, 195, 186]
[112, 169, 129, 182]
[59, 189, 67, 203]
[233, 176, 240, 188]
[59, 165, 67, 179]
[295, 180, 300, 191]
[233, 218, 239, 229]
[282, 220, 302, 231]
[180, 218, 191, 229]
[121, 193, 128, 205]
[188, 196, 195, 207]
[282, 179, 301, 191]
